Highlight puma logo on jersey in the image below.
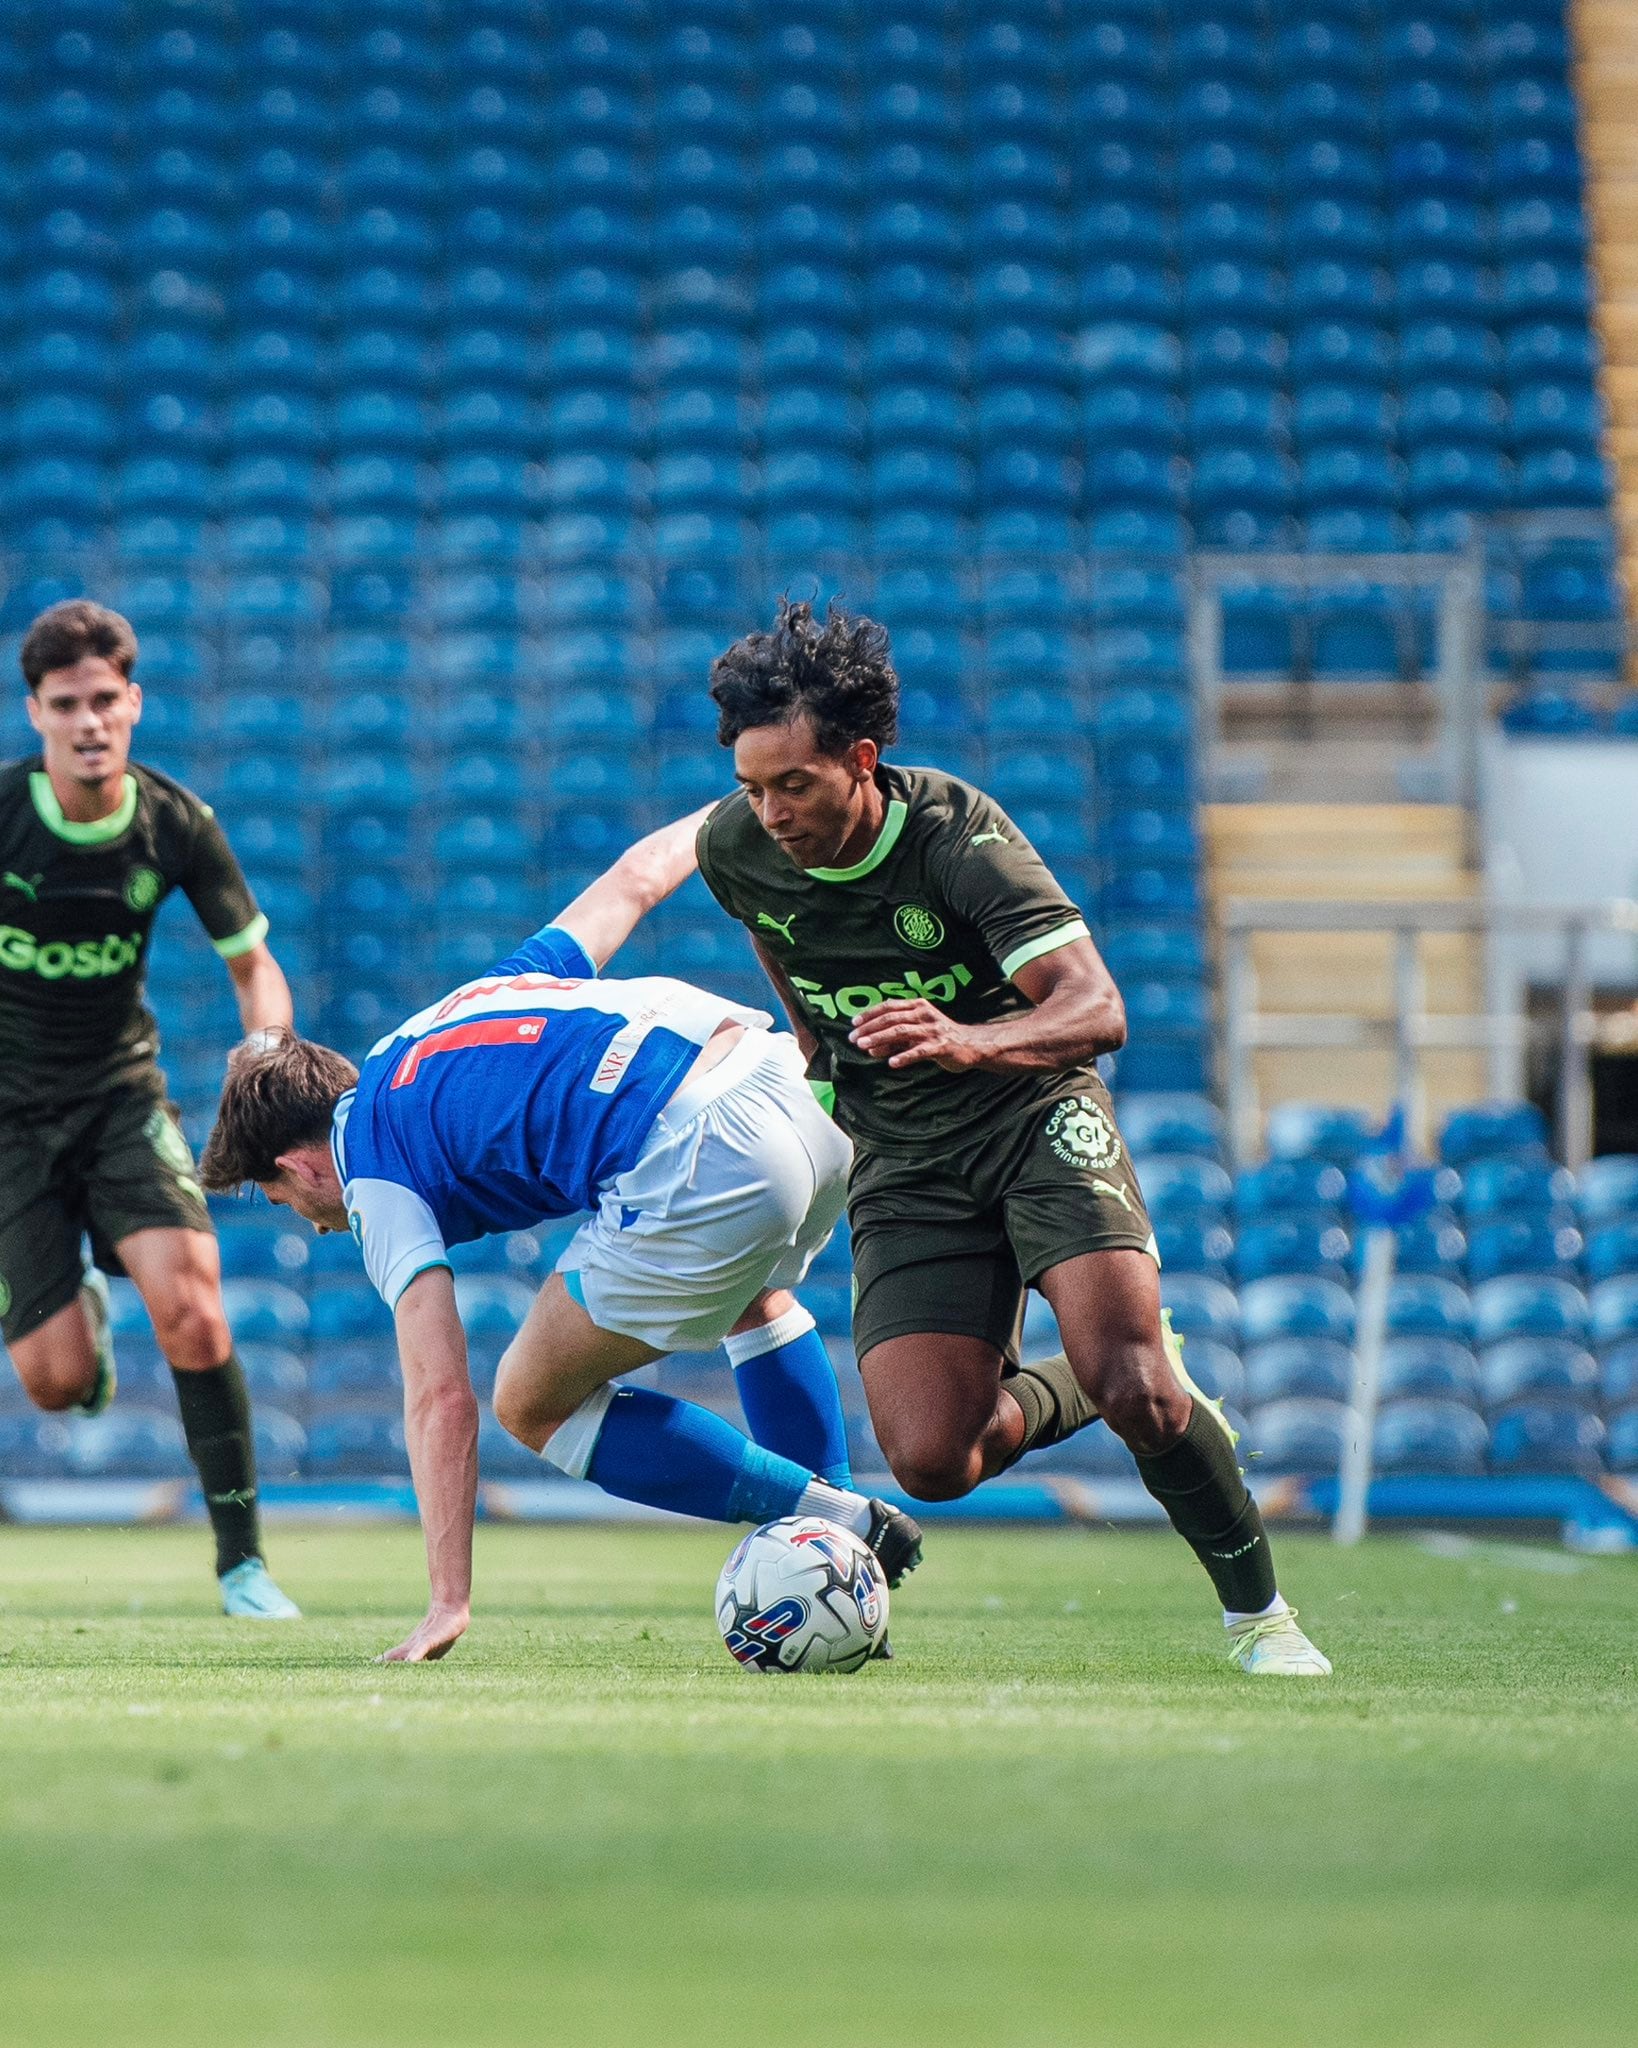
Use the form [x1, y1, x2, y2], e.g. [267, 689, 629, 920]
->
[3, 872, 42, 901]
[971, 827, 1008, 848]
[756, 911, 797, 945]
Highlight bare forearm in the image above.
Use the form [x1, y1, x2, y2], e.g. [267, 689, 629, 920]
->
[228, 949, 294, 1036]
[403, 1378, 479, 1610]
[751, 938, 820, 1062]
[959, 989, 1126, 1073]
[554, 804, 716, 968]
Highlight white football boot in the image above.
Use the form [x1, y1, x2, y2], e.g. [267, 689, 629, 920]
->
[1226, 1603, 1333, 1676]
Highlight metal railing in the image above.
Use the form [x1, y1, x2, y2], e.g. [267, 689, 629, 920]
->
[1187, 546, 1488, 809]
[1220, 895, 1638, 1168]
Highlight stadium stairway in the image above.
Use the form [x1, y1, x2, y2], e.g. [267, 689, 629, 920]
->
[1204, 802, 1486, 1144]
[1574, 0, 1638, 671]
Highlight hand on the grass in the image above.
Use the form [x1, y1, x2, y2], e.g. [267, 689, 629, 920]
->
[849, 998, 980, 1072]
[376, 1603, 470, 1664]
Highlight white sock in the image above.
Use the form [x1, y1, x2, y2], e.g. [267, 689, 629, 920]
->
[1224, 1594, 1290, 1628]
[796, 1478, 873, 1538]
[723, 1303, 817, 1364]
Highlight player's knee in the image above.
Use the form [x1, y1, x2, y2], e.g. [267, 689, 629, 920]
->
[1097, 1345, 1191, 1457]
[878, 1421, 979, 1502]
[492, 1356, 558, 1445]
[9, 1329, 94, 1410]
[153, 1291, 230, 1373]
[25, 1368, 83, 1413]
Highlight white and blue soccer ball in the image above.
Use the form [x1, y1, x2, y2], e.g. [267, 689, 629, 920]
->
[715, 1516, 889, 1674]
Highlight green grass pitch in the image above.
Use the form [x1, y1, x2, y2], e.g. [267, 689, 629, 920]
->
[1, 1522, 1634, 2048]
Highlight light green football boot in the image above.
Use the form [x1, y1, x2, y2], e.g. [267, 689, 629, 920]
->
[220, 1558, 302, 1620]
[74, 1267, 117, 1418]
[1227, 1605, 1333, 1676]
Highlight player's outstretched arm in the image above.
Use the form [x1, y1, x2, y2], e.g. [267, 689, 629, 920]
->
[224, 941, 294, 1041]
[552, 803, 717, 970]
[378, 1268, 479, 1664]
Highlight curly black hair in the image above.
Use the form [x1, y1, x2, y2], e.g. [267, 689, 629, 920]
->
[709, 598, 899, 757]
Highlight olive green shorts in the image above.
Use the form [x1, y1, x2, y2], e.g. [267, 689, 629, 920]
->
[846, 1073, 1156, 1367]
[0, 1082, 211, 1348]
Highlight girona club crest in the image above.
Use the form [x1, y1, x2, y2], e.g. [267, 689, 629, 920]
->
[1046, 1094, 1122, 1172]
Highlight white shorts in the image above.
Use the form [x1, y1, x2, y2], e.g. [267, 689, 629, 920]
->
[556, 1029, 852, 1355]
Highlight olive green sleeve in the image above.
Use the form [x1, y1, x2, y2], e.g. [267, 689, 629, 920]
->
[180, 800, 267, 958]
[931, 792, 1089, 983]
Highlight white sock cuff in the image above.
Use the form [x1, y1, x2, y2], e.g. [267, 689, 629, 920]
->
[723, 1303, 817, 1366]
[795, 1479, 873, 1538]
[1224, 1594, 1289, 1628]
[541, 1382, 617, 1480]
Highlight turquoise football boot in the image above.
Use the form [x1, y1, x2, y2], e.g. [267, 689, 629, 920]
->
[220, 1558, 302, 1620]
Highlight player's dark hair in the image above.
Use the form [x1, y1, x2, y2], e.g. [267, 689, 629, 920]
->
[20, 600, 139, 692]
[709, 598, 899, 757]
[201, 1030, 360, 1191]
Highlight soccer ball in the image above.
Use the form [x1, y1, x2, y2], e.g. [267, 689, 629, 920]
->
[715, 1516, 889, 1673]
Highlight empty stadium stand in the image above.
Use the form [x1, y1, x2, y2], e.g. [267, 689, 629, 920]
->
[0, 1, 1632, 1489]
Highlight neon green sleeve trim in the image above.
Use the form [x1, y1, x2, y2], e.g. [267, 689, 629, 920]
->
[213, 912, 269, 959]
[1000, 918, 1091, 982]
[808, 1078, 837, 1117]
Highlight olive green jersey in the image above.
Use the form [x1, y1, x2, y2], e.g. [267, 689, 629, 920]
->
[0, 757, 266, 1110]
[696, 764, 1094, 1153]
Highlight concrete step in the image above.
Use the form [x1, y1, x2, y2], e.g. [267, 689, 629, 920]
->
[1205, 802, 1486, 1151]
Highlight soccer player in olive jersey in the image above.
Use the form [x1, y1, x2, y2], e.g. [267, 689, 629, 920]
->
[695, 600, 1330, 1674]
[0, 601, 300, 1619]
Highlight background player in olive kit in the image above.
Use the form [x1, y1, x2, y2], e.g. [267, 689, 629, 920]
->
[694, 600, 1329, 1676]
[0, 601, 300, 1619]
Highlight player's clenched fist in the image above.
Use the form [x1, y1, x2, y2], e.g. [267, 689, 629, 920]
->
[848, 998, 980, 1073]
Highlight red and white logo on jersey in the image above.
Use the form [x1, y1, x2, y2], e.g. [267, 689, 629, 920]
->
[391, 1015, 546, 1089]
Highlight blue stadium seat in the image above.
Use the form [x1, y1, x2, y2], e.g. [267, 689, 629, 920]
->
[1467, 1218, 1583, 1284]
[1373, 1399, 1489, 1477]
[1380, 1337, 1482, 1407]
[237, 1345, 309, 1407]
[1235, 1158, 1349, 1220]
[1439, 1100, 1550, 1168]
[0, 1415, 72, 1479]
[1606, 1406, 1638, 1475]
[1116, 1093, 1225, 1167]
[1237, 1218, 1352, 1286]
[1474, 1275, 1590, 1349]
[1390, 1211, 1467, 1280]
[1489, 1402, 1605, 1477]
[1244, 1337, 1353, 1406]
[1480, 1337, 1600, 1410]
[63, 1410, 193, 1480]
[1386, 1276, 1473, 1342]
[1239, 1276, 1354, 1349]
[1579, 1157, 1638, 1228]
[1154, 1218, 1234, 1281]
[305, 1412, 410, 1479]
[1247, 1399, 1346, 1477]
[1590, 1276, 1638, 1353]
[1139, 1156, 1234, 1223]
[1160, 1274, 1239, 1350]
[217, 1220, 310, 1283]
[219, 1280, 309, 1347]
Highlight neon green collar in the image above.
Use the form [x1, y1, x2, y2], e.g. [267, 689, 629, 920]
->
[808, 798, 908, 883]
[30, 771, 139, 845]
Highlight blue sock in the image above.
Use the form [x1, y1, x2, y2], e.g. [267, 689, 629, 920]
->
[581, 1386, 815, 1526]
[724, 1305, 854, 1487]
